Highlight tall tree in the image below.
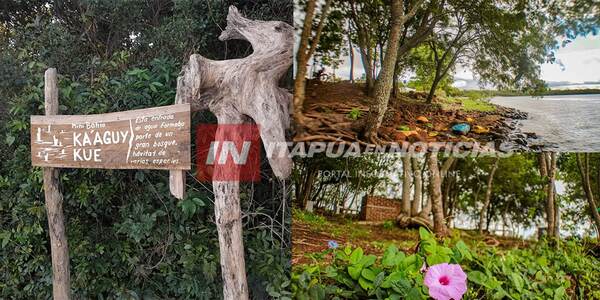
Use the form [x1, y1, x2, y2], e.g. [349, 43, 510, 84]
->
[478, 157, 500, 234]
[411, 156, 423, 216]
[363, 0, 425, 142]
[427, 153, 447, 236]
[576, 153, 600, 237]
[401, 155, 413, 215]
[293, 0, 333, 132]
[539, 152, 558, 238]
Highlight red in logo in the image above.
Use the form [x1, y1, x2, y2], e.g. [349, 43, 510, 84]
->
[196, 124, 261, 182]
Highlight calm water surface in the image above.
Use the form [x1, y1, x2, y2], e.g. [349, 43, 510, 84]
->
[492, 94, 600, 152]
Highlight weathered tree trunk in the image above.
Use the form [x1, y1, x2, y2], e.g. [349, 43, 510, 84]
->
[175, 7, 293, 299]
[576, 153, 600, 237]
[43, 68, 71, 300]
[401, 155, 412, 215]
[293, 0, 333, 133]
[411, 156, 423, 216]
[427, 153, 447, 236]
[478, 157, 500, 234]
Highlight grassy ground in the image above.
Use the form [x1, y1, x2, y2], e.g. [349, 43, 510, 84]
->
[439, 96, 497, 112]
[292, 209, 530, 266]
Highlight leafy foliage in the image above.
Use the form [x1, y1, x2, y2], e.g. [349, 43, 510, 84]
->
[292, 228, 600, 299]
[0, 1, 292, 298]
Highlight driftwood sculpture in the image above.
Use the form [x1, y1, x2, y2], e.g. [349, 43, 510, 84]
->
[175, 6, 293, 299]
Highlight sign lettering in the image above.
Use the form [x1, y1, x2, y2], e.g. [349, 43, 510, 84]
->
[30, 104, 191, 170]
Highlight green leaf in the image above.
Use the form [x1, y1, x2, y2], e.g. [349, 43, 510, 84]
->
[419, 227, 433, 241]
[361, 268, 376, 281]
[468, 271, 488, 286]
[350, 248, 364, 264]
[382, 245, 398, 267]
[553, 287, 565, 300]
[406, 287, 421, 300]
[358, 276, 374, 290]
[360, 254, 377, 268]
[348, 265, 362, 280]
[5, 135, 15, 146]
[511, 273, 524, 292]
[454, 240, 472, 261]
[381, 271, 404, 288]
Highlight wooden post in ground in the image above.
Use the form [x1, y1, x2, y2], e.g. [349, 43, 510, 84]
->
[169, 79, 189, 200]
[43, 68, 71, 300]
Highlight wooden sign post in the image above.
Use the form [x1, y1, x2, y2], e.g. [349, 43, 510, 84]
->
[33, 69, 191, 300]
[42, 68, 71, 300]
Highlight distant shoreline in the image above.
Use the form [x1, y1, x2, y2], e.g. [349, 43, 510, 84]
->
[460, 89, 600, 97]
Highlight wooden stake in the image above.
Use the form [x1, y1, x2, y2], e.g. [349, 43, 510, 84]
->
[43, 68, 71, 300]
[169, 80, 187, 199]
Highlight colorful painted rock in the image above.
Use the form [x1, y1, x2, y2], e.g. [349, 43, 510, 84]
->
[451, 123, 471, 135]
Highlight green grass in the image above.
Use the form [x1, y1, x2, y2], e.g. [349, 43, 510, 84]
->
[293, 208, 329, 230]
[441, 96, 497, 112]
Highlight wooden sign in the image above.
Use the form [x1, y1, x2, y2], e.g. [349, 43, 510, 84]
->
[31, 104, 191, 170]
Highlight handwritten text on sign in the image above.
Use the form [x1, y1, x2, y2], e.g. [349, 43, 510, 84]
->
[30, 104, 191, 170]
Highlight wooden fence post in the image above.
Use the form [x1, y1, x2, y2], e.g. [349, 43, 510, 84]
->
[43, 68, 71, 300]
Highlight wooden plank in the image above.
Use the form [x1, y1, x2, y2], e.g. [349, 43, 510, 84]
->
[42, 68, 71, 300]
[169, 76, 189, 199]
[30, 104, 191, 170]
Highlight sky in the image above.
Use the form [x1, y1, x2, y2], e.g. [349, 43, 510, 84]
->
[310, 34, 600, 88]
[540, 34, 600, 84]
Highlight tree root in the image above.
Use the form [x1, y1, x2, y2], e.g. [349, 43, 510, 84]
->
[396, 213, 433, 230]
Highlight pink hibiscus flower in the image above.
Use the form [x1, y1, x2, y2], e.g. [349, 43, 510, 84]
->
[424, 263, 467, 300]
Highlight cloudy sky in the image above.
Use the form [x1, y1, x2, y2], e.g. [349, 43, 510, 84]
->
[541, 35, 600, 83]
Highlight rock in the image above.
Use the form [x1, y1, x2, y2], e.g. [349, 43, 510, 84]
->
[473, 125, 490, 134]
[451, 123, 471, 135]
[416, 116, 429, 123]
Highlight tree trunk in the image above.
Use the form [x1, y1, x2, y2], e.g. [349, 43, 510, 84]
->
[576, 153, 600, 237]
[547, 153, 557, 238]
[411, 156, 422, 216]
[300, 166, 317, 209]
[428, 153, 447, 236]
[478, 157, 500, 234]
[392, 63, 399, 98]
[364, 0, 405, 141]
[293, 0, 333, 132]
[427, 73, 442, 103]
[401, 155, 412, 215]
[348, 26, 355, 83]
[175, 7, 293, 298]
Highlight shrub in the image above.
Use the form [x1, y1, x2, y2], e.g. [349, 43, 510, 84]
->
[292, 228, 600, 299]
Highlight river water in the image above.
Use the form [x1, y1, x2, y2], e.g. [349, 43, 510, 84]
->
[492, 94, 600, 152]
